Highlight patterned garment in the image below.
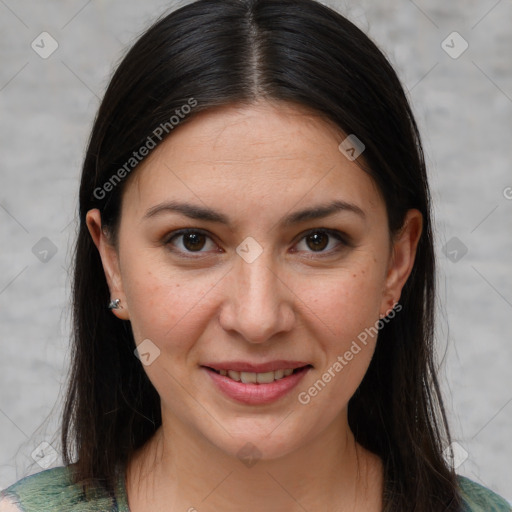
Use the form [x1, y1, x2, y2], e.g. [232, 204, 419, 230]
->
[1, 465, 510, 511]
[0, 465, 129, 512]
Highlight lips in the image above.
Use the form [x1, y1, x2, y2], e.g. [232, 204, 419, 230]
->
[201, 362, 313, 405]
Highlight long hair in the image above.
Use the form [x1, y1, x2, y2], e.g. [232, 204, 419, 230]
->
[62, 1, 463, 509]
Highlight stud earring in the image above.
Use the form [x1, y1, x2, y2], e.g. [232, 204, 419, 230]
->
[108, 298, 121, 310]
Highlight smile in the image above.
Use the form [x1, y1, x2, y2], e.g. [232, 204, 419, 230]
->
[211, 367, 300, 383]
[202, 364, 312, 405]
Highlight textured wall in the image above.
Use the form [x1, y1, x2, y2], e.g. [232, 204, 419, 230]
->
[1, 0, 511, 502]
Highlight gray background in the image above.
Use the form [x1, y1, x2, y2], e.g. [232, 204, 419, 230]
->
[1, 0, 511, 504]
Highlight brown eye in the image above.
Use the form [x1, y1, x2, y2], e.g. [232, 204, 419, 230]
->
[294, 229, 349, 256]
[182, 232, 206, 251]
[166, 229, 217, 255]
[305, 232, 329, 252]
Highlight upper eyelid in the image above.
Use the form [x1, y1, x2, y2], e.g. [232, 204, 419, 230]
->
[166, 228, 217, 245]
[166, 227, 348, 252]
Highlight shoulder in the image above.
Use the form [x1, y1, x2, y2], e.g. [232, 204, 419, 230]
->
[458, 475, 512, 511]
[0, 465, 127, 512]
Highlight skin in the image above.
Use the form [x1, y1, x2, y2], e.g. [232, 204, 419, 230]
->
[87, 100, 422, 512]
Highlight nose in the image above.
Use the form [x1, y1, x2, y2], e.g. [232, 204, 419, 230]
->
[218, 251, 295, 344]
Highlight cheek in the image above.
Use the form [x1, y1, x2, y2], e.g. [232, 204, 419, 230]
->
[293, 267, 384, 414]
[295, 263, 385, 343]
[121, 256, 216, 355]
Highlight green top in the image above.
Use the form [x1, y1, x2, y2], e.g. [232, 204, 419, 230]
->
[0, 466, 129, 512]
[1, 465, 510, 511]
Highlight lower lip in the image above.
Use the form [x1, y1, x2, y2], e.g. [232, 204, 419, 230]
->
[203, 366, 311, 405]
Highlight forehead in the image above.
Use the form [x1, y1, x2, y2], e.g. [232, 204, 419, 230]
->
[123, 100, 384, 219]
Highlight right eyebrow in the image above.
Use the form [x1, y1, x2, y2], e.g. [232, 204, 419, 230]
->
[143, 200, 231, 225]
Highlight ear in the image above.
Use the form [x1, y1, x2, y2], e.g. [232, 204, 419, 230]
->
[380, 209, 423, 317]
[86, 209, 130, 320]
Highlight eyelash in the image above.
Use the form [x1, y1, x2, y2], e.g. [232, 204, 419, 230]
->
[163, 228, 350, 259]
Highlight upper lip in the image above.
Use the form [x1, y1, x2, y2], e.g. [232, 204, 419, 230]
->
[202, 361, 312, 373]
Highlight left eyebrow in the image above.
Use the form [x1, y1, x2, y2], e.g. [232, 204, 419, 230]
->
[283, 199, 366, 225]
[142, 199, 366, 226]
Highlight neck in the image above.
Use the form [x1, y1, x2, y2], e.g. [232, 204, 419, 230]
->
[126, 411, 383, 512]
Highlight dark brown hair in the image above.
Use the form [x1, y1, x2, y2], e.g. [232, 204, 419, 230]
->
[62, 0, 463, 509]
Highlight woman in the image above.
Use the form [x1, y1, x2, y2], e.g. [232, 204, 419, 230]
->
[1, 0, 510, 510]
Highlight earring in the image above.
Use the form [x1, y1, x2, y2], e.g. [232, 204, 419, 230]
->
[108, 298, 121, 310]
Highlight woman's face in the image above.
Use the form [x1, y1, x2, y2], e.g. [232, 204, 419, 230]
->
[87, 100, 421, 461]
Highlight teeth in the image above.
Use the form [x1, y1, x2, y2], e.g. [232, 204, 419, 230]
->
[256, 371, 275, 384]
[217, 368, 300, 383]
[240, 372, 257, 383]
[227, 370, 241, 381]
[274, 369, 284, 379]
